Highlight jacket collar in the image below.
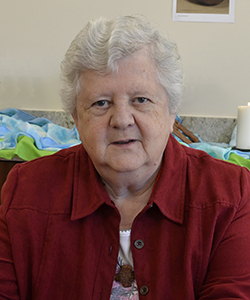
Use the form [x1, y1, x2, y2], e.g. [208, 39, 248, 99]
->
[70, 146, 114, 221]
[71, 135, 186, 224]
[150, 135, 187, 224]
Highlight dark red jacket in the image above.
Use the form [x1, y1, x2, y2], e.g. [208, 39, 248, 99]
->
[1, 135, 250, 299]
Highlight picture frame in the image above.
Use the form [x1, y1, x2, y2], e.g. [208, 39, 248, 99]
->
[172, 0, 235, 23]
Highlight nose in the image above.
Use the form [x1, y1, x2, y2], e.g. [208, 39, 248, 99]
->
[109, 103, 135, 129]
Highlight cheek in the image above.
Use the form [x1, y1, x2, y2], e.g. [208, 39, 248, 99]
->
[148, 115, 175, 149]
[152, 111, 175, 135]
[168, 115, 175, 133]
[79, 118, 107, 150]
[75, 116, 92, 143]
[159, 108, 175, 132]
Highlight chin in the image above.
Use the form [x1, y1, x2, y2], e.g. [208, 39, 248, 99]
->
[103, 152, 143, 170]
[110, 164, 141, 174]
[107, 159, 144, 173]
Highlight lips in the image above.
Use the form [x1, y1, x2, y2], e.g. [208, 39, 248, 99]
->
[113, 140, 135, 145]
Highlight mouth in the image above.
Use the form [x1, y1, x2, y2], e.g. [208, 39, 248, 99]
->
[112, 139, 136, 145]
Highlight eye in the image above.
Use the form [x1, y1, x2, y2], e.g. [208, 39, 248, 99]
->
[92, 100, 109, 108]
[96, 100, 107, 106]
[134, 97, 149, 104]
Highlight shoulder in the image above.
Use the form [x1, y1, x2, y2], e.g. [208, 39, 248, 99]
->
[182, 144, 250, 209]
[8, 145, 82, 187]
[1, 144, 85, 214]
[167, 136, 250, 209]
[183, 142, 245, 176]
[170, 135, 248, 180]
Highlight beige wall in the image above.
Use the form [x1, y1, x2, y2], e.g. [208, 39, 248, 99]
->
[1, 0, 249, 118]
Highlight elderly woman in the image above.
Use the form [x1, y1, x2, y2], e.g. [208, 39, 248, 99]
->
[1, 16, 250, 300]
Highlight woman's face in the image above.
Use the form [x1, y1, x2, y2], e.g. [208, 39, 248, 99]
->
[73, 49, 175, 176]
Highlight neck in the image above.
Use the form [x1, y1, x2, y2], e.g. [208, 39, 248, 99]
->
[97, 164, 161, 230]
[100, 163, 161, 201]
[99, 164, 161, 230]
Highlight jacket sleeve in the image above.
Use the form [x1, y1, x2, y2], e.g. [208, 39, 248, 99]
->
[199, 167, 250, 299]
[0, 166, 20, 300]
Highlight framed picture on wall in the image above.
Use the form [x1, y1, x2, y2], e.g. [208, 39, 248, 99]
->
[172, 0, 235, 23]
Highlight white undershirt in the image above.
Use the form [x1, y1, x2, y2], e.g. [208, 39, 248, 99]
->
[119, 229, 133, 267]
[110, 229, 139, 299]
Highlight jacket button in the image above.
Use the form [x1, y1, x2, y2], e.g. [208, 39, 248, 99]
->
[134, 239, 144, 249]
[140, 285, 149, 295]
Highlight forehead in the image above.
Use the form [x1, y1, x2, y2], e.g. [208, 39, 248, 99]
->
[78, 50, 164, 97]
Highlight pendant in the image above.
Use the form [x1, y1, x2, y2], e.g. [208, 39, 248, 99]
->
[115, 264, 135, 287]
